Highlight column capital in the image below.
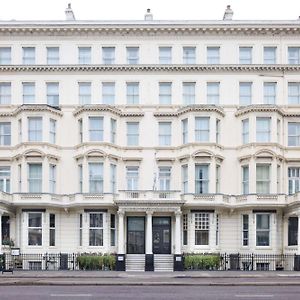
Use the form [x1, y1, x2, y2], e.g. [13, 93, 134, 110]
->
[117, 209, 125, 216]
[146, 210, 153, 216]
[175, 209, 182, 217]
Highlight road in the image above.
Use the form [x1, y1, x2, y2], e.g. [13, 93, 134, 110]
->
[0, 286, 300, 300]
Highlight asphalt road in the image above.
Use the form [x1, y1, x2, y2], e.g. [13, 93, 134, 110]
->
[0, 286, 300, 300]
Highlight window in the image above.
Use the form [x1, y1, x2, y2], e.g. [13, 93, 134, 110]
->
[126, 47, 139, 64]
[78, 119, 83, 143]
[183, 214, 188, 246]
[183, 47, 196, 64]
[127, 122, 139, 146]
[159, 82, 172, 104]
[216, 119, 220, 144]
[216, 214, 219, 246]
[256, 214, 270, 246]
[207, 47, 220, 64]
[159, 167, 171, 191]
[264, 47, 276, 64]
[288, 217, 298, 246]
[110, 118, 116, 143]
[264, 82, 276, 104]
[102, 47, 115, 64]
[79, 214, 83, 246]
[49, 119, 56, 144]
[195, 165, 209, 194]
[182, 82, 195, 105]
[110, 214, 116, 247]
[288, 167, 300, 194]
[182, 165, 188, 193]
[0, 122, 11, 146]
[23, 47, 35, 64]
[110, 164, 116, 193]
[49, 214, 55, 247]
[277, 165, 281, 193]
[78, 47, 91, 64]
[78, 165, 83, 193]
[277, 119, 281, 143]
[242, 165, 249, 194]
[288, 123, 300, 146]
[23, 82, 35, 104]
[18, 164, 22, 192]
[195, 213, 209, 245]
[242, 215, 249, 246]
[159, 122, 171, 146]
[239, 82, 252, 105]
[0, 47, 11, 64]
[102, 82, 115, 105]
[242, 119, 249, 144]
[28, 164, 42, 193]
[216, 165, 220, 193]
[256, 165, 270, 194]
[126, 166, 139, 190]
[78, 82, 91, 105]
[47, 82, 59, 106]
[49, 165, 56, 194]
[239, 47, 252, 64]
[0, 167, 10, 193]
[89, 163, 103, 193]
[28, 212, 42, 246]
[288, 47, 300, 64]
[159, 47, 172, 64]
[28, 117, 42, 142]
[182, 119, 188, 144]
[89, 213, 103, 246]
[207, 82, 220, 105]
[195, 117, 210, 142]
[18, 119, 22, 143]
[126, 82, 139, 104]
[89, 117, 103, 142]
[0, 83, 11, 104]
[256, 117, 271, 142]
[288, 83, 300, 104]
[47, 47, 59, 64]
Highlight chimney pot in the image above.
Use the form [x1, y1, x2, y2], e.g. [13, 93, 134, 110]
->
[144, 8, 153, 21]
[65, 3, 76, 21]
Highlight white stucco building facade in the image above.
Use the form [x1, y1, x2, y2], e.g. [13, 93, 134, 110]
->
[1, 5, 300, 271]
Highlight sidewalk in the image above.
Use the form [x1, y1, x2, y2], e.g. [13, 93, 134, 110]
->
[1, 271, 300, 286]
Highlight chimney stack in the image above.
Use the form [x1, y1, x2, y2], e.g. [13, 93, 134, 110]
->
[144, 8, 153, 21]
[223, 5, 233, 21]
[65, 3, 76, 21]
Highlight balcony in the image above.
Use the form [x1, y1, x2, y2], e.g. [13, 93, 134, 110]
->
[117, 190, 182, 202]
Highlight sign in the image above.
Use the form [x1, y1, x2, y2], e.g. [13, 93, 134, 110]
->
[11, 248, 20, 256]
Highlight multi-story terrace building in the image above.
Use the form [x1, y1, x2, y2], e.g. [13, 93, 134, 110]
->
[1, 5, 300, 271]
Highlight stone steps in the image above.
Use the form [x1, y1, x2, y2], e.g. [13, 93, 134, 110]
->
[126, 254, 145, 272]
[154, 254, 173, 272]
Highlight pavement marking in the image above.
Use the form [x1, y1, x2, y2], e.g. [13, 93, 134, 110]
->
[235, 295, 274, 298]
[51, 294, 92, 297]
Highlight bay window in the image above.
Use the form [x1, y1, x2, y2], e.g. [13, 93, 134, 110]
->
[195, 164, 209, 194]
[182, 165, 188, 193]
[28, 164, 42, 193]
[28, 212, 42, 246]
[195, 117, 210, 142]
[89, 163, 103, 193]
[256, 117, 271, 142]
[195, 213, 209, 245]
[242, 165, 249, 194]
[256, 164, 270, 194]
[89, 213, 103, 246]
[242, 118, 249, 144]
[288, 167, 300, 194]
[28, 117, 42, 142]
[0, 166, 10, 193]
[89, 117, 103, 142]
[256, 214, 270, 246]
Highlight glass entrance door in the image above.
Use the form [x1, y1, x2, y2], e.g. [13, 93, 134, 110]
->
[127, 217, 145, 254]
[152, 217, 171, 254]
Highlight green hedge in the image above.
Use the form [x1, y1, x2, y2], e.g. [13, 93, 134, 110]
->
[184, 254, 221, 270]
[76, 254, 116, 271]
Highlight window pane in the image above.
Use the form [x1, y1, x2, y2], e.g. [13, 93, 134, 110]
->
[28, 117, 42, 142]
[288, 47, 300, 64]
[0, 82, 11, 104]
[0, 122, 11, 146]
[159, 47, 172, 64]
[207, 47, 220, 64]
[264, 82, 276, 104]
[195, 117, 210, 142]
[195, 165, 209, 194]
[102, 82, 115, 104]
[264, 47, 276, 64]
[207, 82, 220, 104]
[23, 47, 35, 64]
[183, 47, 196, 64]
[288, 83, 300, 104]
[47, 47, 59, 64]
[159, 122, 171, 146]
[79, 82, 91, 104]
[102, 47, 115, 64]
[256, 117, 271, 142]
[159, 82, 172, 104]
[239, 82, 252, 105]
[23, 82, 35, 104]
[183, 82, 195, 105]
[78, 47, 91, 64]
[47, 82, 59, 106]
[0, 47, 11, 64]
[239, 47, 252, 64]
[89, 163, 103, 193]
[28, 164, 42, 193]
[127, 47, 139, 64]
[126, 82, 139, 104]
[127, 122, 139, 146]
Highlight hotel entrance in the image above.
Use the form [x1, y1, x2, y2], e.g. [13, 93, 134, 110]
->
[127, 217, 145, 254]
[152, 217, 171, 254]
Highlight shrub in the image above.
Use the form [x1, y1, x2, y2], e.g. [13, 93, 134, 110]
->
[76, 253, 116, 271]
[184, 254, 221, 270]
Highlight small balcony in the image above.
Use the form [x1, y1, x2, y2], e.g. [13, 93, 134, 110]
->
[117, 190, 182, 201]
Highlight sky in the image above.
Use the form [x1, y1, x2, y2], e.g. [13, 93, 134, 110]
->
[1, 0, 300, 21]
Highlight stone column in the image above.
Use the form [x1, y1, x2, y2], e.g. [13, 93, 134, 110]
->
[174, 210, 184, 271]
[116, 210, 125, 271]
[146, 211, 153, 254]
[175, 210, 182, 255]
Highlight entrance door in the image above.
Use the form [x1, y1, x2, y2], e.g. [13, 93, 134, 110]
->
[127, 217, 145, 254]
[152, 217, 171, 254]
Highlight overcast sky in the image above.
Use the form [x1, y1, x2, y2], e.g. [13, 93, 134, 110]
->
[1, 0, 300, 21]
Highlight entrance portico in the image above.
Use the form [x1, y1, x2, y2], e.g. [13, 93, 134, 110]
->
[115, 200, 185, 271]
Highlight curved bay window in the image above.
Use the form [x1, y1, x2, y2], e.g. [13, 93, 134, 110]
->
[89, 213, 103, 246]
[195, 213, 209, 245]
[28, 212, 42, 246]
[195, 164, 209, 194]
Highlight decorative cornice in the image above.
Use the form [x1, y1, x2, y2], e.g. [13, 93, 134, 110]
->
[0, 104, 63, 117]
[73, 104, 144, 117]
[1, 22, 300, 36]
[1, 64, 300, 73]
[154, 104, 225, 117]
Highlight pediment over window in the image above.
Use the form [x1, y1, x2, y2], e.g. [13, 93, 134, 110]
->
[86, 149, 107, 158]
[23, 149, 45, 158]
[254, 149, 277, 159]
